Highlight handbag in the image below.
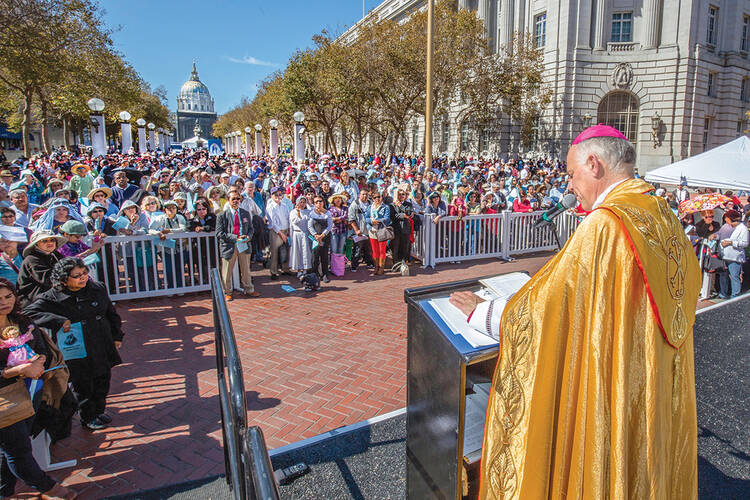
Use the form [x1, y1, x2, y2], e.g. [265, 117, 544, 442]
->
[0, 379, 35, 429]
[376, 225, 394, 242]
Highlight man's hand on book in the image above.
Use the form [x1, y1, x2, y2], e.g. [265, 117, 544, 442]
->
[449, 291, 485, 317]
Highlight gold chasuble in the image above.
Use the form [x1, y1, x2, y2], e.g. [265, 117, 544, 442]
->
[479, 179, 701, 500]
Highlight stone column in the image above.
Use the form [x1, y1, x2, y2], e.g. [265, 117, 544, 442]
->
[478, 0, 491, 35]
[500, 0, 514, 46]
[593, 0, 607, 50]
[458, 0, 469, 9]
[642, 0, 661, 48]
[514, 0, 525, 37]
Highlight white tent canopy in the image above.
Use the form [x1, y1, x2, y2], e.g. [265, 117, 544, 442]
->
[180, 136, 207, 149]
[644, 136, 750, 191]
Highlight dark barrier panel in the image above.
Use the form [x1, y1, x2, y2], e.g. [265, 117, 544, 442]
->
[211, 268, 249, 500]
[245, 427, 281, 500]
[211, 268, 285, 500]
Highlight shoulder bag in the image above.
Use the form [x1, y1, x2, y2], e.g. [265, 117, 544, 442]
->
[0, 378, 34, 429]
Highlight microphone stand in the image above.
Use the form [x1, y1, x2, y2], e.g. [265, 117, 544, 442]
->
[535, 218, 563, 251]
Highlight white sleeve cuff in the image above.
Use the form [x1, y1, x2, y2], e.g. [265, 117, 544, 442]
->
[467, 298, 506, 340]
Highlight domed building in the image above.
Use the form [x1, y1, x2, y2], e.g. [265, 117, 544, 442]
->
[174, 62, 217, 141]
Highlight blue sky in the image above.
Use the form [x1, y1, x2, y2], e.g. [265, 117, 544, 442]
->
[101, 1, 379, 114]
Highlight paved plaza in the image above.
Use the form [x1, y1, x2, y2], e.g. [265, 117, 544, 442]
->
[17, 255, 557, 498]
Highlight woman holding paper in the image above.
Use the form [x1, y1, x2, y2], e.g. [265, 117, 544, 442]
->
[25, 257, 123, 431]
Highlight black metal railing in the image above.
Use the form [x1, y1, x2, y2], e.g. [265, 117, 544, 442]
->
[211, 268, 281, 500]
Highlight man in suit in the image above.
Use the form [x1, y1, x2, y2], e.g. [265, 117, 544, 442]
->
[216, 190, 260, 301]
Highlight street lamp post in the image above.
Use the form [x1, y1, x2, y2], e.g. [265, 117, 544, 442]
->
[244, 127, 252, 159]
[119, 111, 132, 153]
[254, 124, 263, 156]
[147, 122, 156, 151]
[136, 118, 147, 153]
[269, 119, 279, 156]
[293, 111, 305, 162]
[87, 98, 107, 157]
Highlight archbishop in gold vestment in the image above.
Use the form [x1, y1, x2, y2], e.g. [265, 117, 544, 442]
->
[479, 179, 701, 499]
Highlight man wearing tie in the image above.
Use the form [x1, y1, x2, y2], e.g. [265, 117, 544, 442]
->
[216, 191, 260, 301]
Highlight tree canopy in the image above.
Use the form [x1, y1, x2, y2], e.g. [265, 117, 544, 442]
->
[214, 0, 550, 155]
[0, 0, 171, 156]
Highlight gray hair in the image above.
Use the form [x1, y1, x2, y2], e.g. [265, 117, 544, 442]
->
[575, 136, 636, 176]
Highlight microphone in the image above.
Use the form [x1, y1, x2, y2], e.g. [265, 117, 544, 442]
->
[533, 193, 578, 228]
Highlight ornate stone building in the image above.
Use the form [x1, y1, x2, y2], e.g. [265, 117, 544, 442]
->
[174, 62, 217, 141]
[325, 0, 750, 173]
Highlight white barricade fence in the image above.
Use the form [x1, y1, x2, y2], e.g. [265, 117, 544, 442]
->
[419, 211, 581, 268]
[87, 214, 581, 299]
[97, 231, 219, 300]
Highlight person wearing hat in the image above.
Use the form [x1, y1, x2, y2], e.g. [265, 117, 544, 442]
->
[149, 200, 188, 289]
[205, 186, 226, 215]
[0, 232, 24, 285]
[0, 170, 14, 192]
[17, 169, 42, 205]
[58, 220, 103, 259]
[85, 202, 117, 237]
[88, 186, 117, 217]
[327, 192, 349, 257]
[451, 125, 701, 499]
[16, 230, 66, 307]
[716, 209, 748, 298]
[69, 163, 94, 198]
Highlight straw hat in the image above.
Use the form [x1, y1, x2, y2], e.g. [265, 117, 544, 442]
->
[71, 164, 90, 174]
[87, 187, 112, 200]
[328, 192, 349, 204]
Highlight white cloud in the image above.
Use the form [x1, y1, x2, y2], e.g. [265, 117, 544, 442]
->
[224, 55, 277, 67]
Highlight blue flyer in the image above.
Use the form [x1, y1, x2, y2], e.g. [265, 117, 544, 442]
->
[56, 322, 86, 361]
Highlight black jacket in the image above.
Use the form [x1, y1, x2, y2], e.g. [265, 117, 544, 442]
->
[25, 280, 123, 376]
[188, 213, 216, 232]
[17, 248, 62, 307]
[216, 207, 253, 260]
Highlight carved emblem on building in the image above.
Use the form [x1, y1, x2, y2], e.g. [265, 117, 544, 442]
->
[612, 63, 634, 89]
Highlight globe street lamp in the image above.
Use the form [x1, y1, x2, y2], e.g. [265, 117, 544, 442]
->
[293, 111, 305, 161]
[136, 118, 147, 153]
[269, 119, 279, 156]
[87, 98, 107, 157]
[118, 111, 133, 153]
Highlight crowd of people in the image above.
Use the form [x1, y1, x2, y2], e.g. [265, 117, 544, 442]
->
[0, 144, 747, 498]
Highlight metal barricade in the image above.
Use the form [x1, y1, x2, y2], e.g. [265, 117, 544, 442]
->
[98, 231, 219, 300]
[211, 269, 249, 500]
[418, 211, 581, 268]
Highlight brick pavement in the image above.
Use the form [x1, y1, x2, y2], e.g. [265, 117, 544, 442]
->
[17, 253, 719, 499]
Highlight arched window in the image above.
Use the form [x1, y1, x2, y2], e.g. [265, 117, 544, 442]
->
[597, 91, 639, 144]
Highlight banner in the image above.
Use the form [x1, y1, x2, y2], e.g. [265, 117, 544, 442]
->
[208, 139, 223, 157]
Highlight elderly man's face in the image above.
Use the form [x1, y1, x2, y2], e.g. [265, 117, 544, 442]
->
[565, 146, 602, 211]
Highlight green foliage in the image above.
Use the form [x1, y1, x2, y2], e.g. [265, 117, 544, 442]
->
[216, 0, 551, 154]
[0, 0, 171, 155]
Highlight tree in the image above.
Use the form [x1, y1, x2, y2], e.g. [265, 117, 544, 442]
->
[0, 0, 114, 155]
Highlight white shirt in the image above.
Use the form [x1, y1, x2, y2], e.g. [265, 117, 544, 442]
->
[592, 178, 628, 210]
[721, 223, 749, 263]
[265, 197, 292, 232]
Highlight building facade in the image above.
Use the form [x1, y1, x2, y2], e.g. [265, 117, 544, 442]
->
[174, 62, 217, 141]
[327, 0, 750, 173]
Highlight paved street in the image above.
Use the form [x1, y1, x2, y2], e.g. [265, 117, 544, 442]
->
[18, 255, 554, 498]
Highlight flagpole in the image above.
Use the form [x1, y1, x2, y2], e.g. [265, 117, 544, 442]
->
[424, 0, 434, 172]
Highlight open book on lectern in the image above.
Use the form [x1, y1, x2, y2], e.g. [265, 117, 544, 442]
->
[427, 272, 531, 348]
